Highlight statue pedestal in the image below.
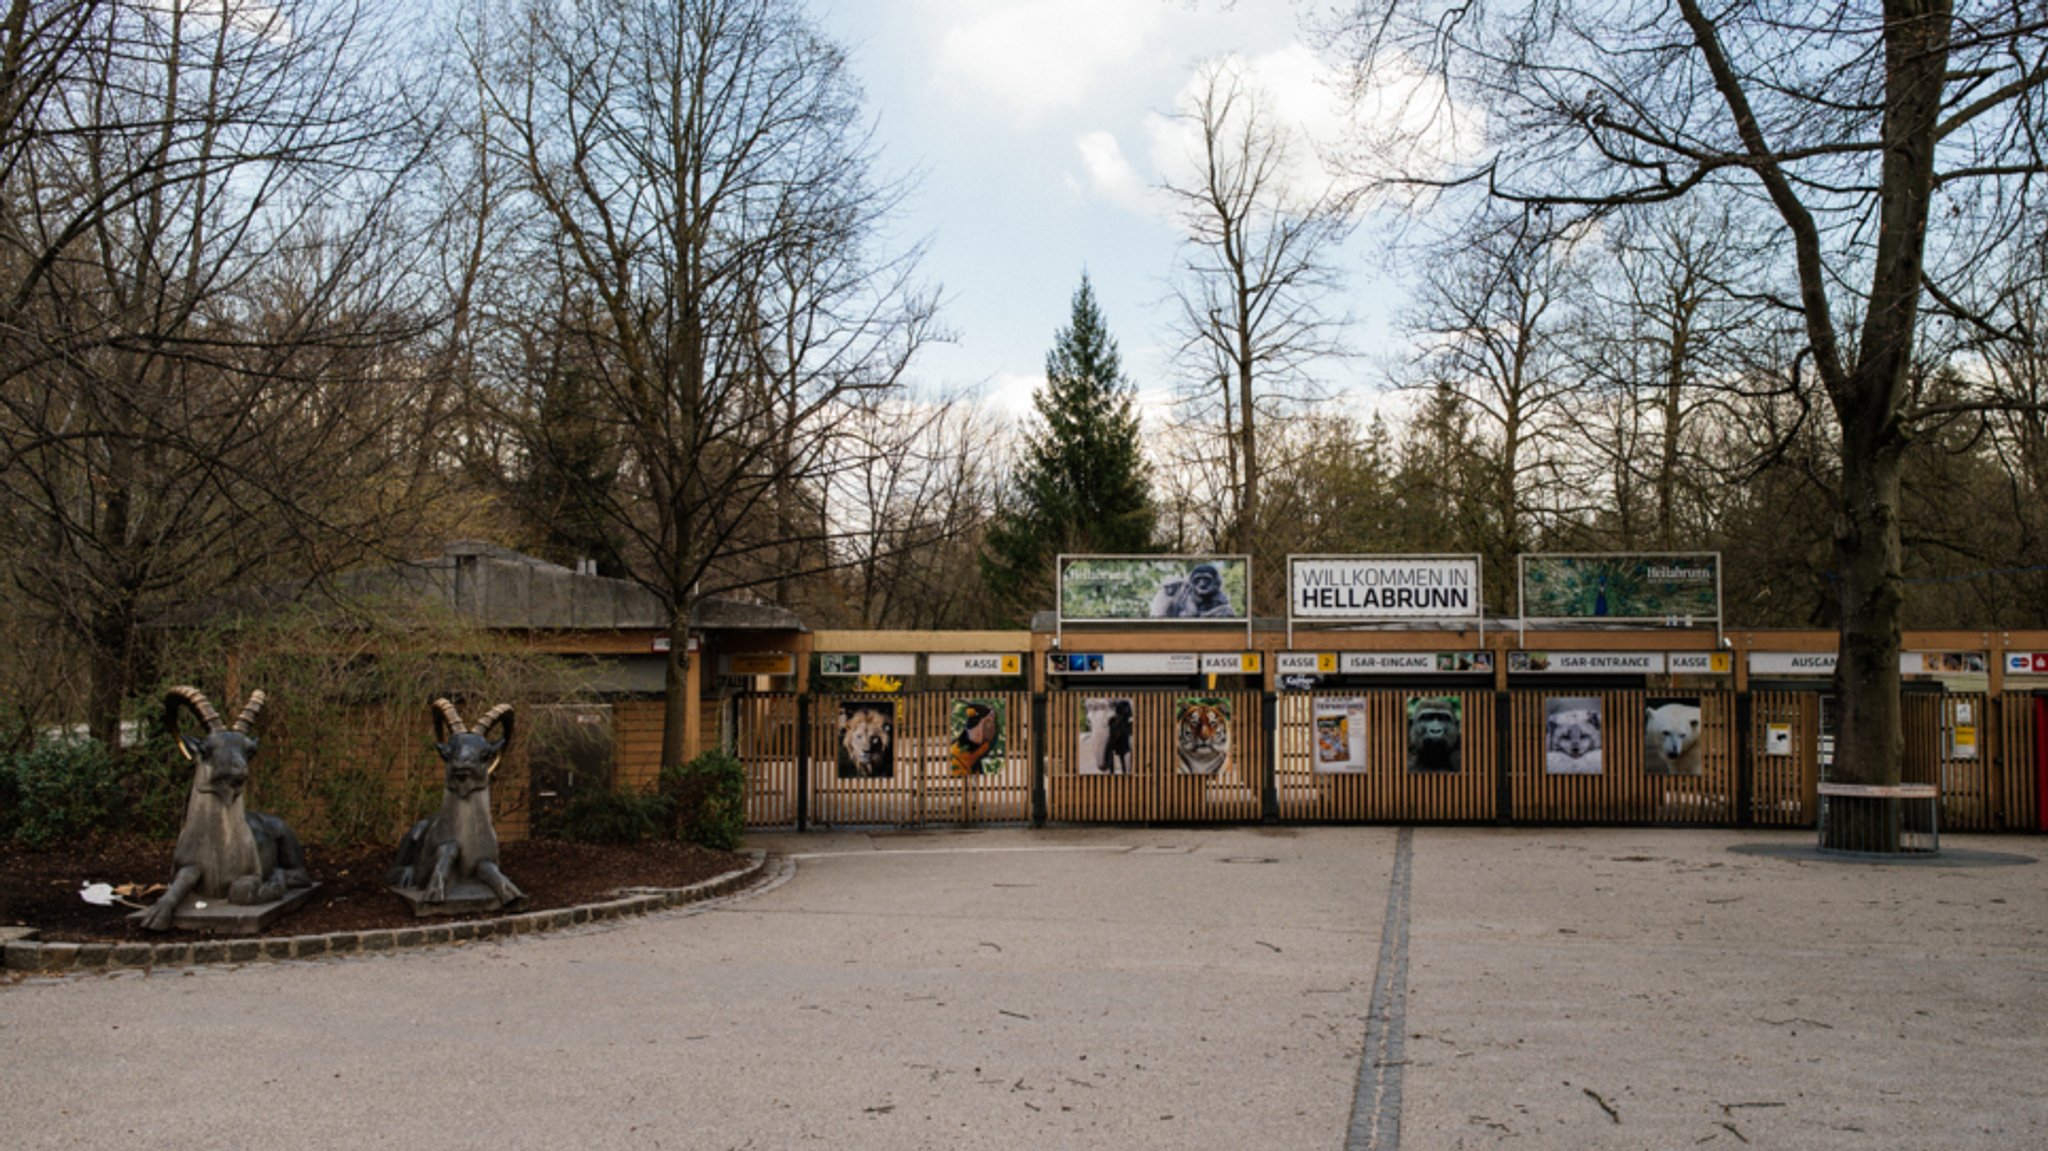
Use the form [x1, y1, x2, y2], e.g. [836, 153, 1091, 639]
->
[129, 884, 319, 935]
[389, 880, 507, 917]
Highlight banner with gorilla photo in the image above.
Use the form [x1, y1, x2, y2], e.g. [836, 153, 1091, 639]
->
[1058, 556, 1250, 621]
[1174, 696, 1232, 775]
[948, 698, 1005, 776]
[1405, 696, 1462, 773]
[836, 700, 897, 779]
[1544, 696, 1604, 775]
[1313, 697, 1368, 773]
[1078, 697, 1135, 775]
[1643, 697, 1703, 776]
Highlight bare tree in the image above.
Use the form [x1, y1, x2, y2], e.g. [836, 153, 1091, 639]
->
[0, 0, 448, 742]
[463, 0, 937, 770]
[1572, 200, 1780, 549]
[1162, 58, 1358, 567]
[830, 396, 999, 630]
[1330, 3, 2048, 842]
[1402, 209, 1594, 606]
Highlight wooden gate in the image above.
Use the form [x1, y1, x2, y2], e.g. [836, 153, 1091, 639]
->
[1905, 692, 1995, 829]
[808, 692, 1032, 828]
[1274, 690, 1497, 821]
[1999, 693, 2040, 831]
[732, 693, 801, 828]
[1045, 690, 1264, 822]
[1748, 690, 1820, 825]
[1507, 690, 1739, 824]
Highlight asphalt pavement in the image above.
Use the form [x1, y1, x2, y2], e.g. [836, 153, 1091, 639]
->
[1, 825, 2042, 1150]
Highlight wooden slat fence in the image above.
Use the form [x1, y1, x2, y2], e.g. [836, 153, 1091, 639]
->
[1046, 690, 1264, 823]
[1748, 690, 1819, 825]
[734, 692, 801, 828]
[1274, 691, 1497, 821]
[1999, 693, 2039, 831]
[1507, 691, 1738, 824]
[806, 692, 1033, 828]
[1904, 692, 1996, 830]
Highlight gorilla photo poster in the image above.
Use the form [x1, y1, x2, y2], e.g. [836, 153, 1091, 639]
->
[1406, 696, 1462, 773]
[949, 698, 1005, 777]
[1059, 556, 1250, 621]
[1313, 697, 1368, 773]
[1174, 696, 1232, 775]
[837, 701, 897, 779]
[1544, 696, 1604, 775]
[1643, 697, 1704, 776]
[1078, 697, 1135, 775]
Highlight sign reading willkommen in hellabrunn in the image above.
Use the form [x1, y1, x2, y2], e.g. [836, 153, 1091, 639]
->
[836, 700, 896, 779]
[1059, 556, 1250, 622]
[1288, 556, 1483, 623]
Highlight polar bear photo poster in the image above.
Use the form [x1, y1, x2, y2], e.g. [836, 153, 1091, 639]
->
[1643, 696, 1704, 776]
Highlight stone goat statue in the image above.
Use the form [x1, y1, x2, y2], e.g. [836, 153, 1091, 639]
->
[387, 698, 525, 908]
[136, 686, 313, 931]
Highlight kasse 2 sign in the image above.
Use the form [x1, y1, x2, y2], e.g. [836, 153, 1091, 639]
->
[1290, 558, 1482, 622]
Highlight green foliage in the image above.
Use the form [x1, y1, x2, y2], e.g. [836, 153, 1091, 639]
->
[659, 750, 746, 851]
[557, 788, 670, 845]
[314, 768, 408, 848]
[152, 599, 590, 846]
[983, 273, 1156, 621]
[121, 730, 192, 842]
[0, 737, 124, 848]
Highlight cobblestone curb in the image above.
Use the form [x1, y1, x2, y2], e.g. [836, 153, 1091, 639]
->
[3, 850, 769, 974]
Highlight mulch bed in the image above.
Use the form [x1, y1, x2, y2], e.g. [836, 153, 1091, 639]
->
[1, 836, 748, 943]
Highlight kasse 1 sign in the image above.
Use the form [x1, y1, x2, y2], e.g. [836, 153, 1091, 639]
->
[1290, 557, 1481, 621]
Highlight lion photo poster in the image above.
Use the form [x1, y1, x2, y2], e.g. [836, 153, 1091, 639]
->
[1313, 697, 1368, 773]
[1405, 696, 1462, 774]
[1078, 697, 1135, 775]
[1175, 696, 1232, 775]
[1643, 697, 1703, 777]
[836, 700, 897, 779]
[1544, 696, 1604, 775]
[949, 698, 1005, 776]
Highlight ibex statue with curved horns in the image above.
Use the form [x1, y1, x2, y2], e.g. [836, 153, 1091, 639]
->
[387, 698, 525, 911]
[135, 686, 314, 932]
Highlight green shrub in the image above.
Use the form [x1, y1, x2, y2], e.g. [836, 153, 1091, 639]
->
[119, 730, 190, 842]
[557, 788, 669, 844]
[660, 750, 746, 851]
[1, 737, 124, 848]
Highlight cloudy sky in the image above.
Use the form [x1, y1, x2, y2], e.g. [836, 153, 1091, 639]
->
[813, 0, 1422, 421]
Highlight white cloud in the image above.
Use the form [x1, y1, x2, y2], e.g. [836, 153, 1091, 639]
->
[1144, 46, 1351, 207]
[936, 0, 1165, 119]
[1074, 130, 1157, 215]
[1341, 48, 1488, 191]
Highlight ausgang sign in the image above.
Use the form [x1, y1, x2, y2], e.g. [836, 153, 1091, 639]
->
[1287, 555, 1483, 622]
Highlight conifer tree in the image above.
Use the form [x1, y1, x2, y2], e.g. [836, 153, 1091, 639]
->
[983, 274, 1156, 620]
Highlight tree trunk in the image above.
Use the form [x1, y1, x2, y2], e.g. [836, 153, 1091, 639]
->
[659, 604, 694, 776]
[1823, 428, 1906, 849]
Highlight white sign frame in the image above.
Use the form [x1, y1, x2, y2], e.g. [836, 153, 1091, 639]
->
[1285, 554, 1485, 646]
[1515, 552, 1723, 643]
